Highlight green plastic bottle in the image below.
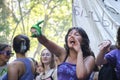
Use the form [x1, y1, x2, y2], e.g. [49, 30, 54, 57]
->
[31, 20, 44, 37]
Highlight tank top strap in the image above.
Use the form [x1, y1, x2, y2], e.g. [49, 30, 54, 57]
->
[63, 53, 69, 62]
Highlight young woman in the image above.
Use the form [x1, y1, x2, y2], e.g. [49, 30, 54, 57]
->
[3, 34, 35, 80]
[0, 43, 12, 79]
[96, 27, 120, 80]
[36, 48, 57, 80]
[31, 27, 95, 80]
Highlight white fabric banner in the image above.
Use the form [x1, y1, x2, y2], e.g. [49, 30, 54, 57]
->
[72, 0, 119, 56]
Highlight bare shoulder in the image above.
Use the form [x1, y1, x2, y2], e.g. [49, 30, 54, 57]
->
[84, 56, 95, 65]
[7, 62, 19, 75]
[9, 61, 24, 66]
[84, 56, 94, 61]
[8, 60, 25, 78]
[8, 61, 25, 71]
[84, 56, 95, 73]
[8, 61, 18, 68]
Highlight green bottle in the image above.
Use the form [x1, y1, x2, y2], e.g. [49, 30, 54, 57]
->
[31, 20, 44, 37]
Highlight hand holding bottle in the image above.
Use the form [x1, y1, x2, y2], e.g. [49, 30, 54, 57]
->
[30, 20, 44, 37]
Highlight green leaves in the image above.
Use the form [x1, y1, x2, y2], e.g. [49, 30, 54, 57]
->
[0, 0, 72, 58]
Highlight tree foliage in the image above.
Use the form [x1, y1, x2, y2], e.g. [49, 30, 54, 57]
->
[0, 0, 11, 43]
[0, 0, 72, 60]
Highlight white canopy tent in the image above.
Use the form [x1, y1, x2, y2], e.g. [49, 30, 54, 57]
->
[72, 0, 120, 56]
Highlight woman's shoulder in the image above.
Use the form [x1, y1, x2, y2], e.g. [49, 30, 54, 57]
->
[8, 60, 25, 74]
[11, 60, 25, 66]
[8, 61, 21, 67]
[84, 55, 95, 61]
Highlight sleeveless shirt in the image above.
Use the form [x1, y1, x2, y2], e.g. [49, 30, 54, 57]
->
[2, 58, 34, 80]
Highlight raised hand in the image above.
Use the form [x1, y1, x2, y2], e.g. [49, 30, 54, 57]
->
[30, 20, 44, 37]
[98, 40, 111, 53]
[73, 37, 81, 54]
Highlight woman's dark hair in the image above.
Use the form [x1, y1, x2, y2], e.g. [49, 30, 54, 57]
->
[65, 27, 93, 57]
[116, 27, 120, 49]
[40, 48, 55, 70]
[0, 43, 10, 51]
[13, 34, 30, 54]
[110, 45, 116, 50]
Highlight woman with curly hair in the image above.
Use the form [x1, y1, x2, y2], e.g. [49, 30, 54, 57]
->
[31, 26, 95, 80]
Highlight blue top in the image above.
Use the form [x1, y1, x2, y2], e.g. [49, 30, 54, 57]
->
[58, 62, 78, 80]
[58, 62, 90, 80]
[2, 58, 34, 80]
[105, 49, 120, 80]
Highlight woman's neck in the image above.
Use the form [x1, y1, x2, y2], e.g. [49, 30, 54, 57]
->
[66, 50, 77, 64]
[69, 49, 77, 58]
[16, 53, 26, 58]
[44, 64, 50, 71]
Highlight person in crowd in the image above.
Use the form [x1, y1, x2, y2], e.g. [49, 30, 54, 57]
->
[96, 27, 120, 80]
[36, 62, 43, 74]
[2, 34, 35, 80]
[31, 26, 95, 80]
[97, 42, 117, 80]
[36, 48, 57, 80]
[28, 57, 39, 80]
[90, 42, 116, 80]
[0, 43, 12, 79]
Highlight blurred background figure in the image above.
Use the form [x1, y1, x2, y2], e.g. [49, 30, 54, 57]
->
[96, 27, 120, 80]
[28, 57, 39, 80]
[36, 62, 43, 74]
[0, 43, 13, 79]
[36, 48, 57, 80]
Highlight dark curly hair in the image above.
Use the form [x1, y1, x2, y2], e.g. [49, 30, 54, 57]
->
[65, 27, 94, 57]
[116, 27, 120, 49]
[13, 34, 30, 54]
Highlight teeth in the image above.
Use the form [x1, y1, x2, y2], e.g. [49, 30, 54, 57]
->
[71, 42, 74, 45]
[70, 41, 75, 44]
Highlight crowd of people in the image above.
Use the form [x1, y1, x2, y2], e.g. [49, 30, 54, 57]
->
[0, 25, 120, 80]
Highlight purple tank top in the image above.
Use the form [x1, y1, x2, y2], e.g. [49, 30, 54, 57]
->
[57, 62, 78, 80]
[105, 49, 120, 80]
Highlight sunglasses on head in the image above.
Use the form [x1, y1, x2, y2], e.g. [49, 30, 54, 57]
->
[0, 51, 14, 56]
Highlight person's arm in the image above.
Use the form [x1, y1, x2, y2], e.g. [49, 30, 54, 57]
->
[7, 63, 19, 80]
[37, 35, 66, 62]
[31, 24, 66, 62]
[96, 40, 111, 66]
[72, 36, 95, 79]
[76, 50, 95, 80]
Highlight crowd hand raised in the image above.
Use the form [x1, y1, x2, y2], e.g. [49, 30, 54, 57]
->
[98, 40, 111, 53]
[30, 20, 44, 37]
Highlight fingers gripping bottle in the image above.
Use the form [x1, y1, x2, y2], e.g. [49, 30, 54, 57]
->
[31, 20, 44, 37]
